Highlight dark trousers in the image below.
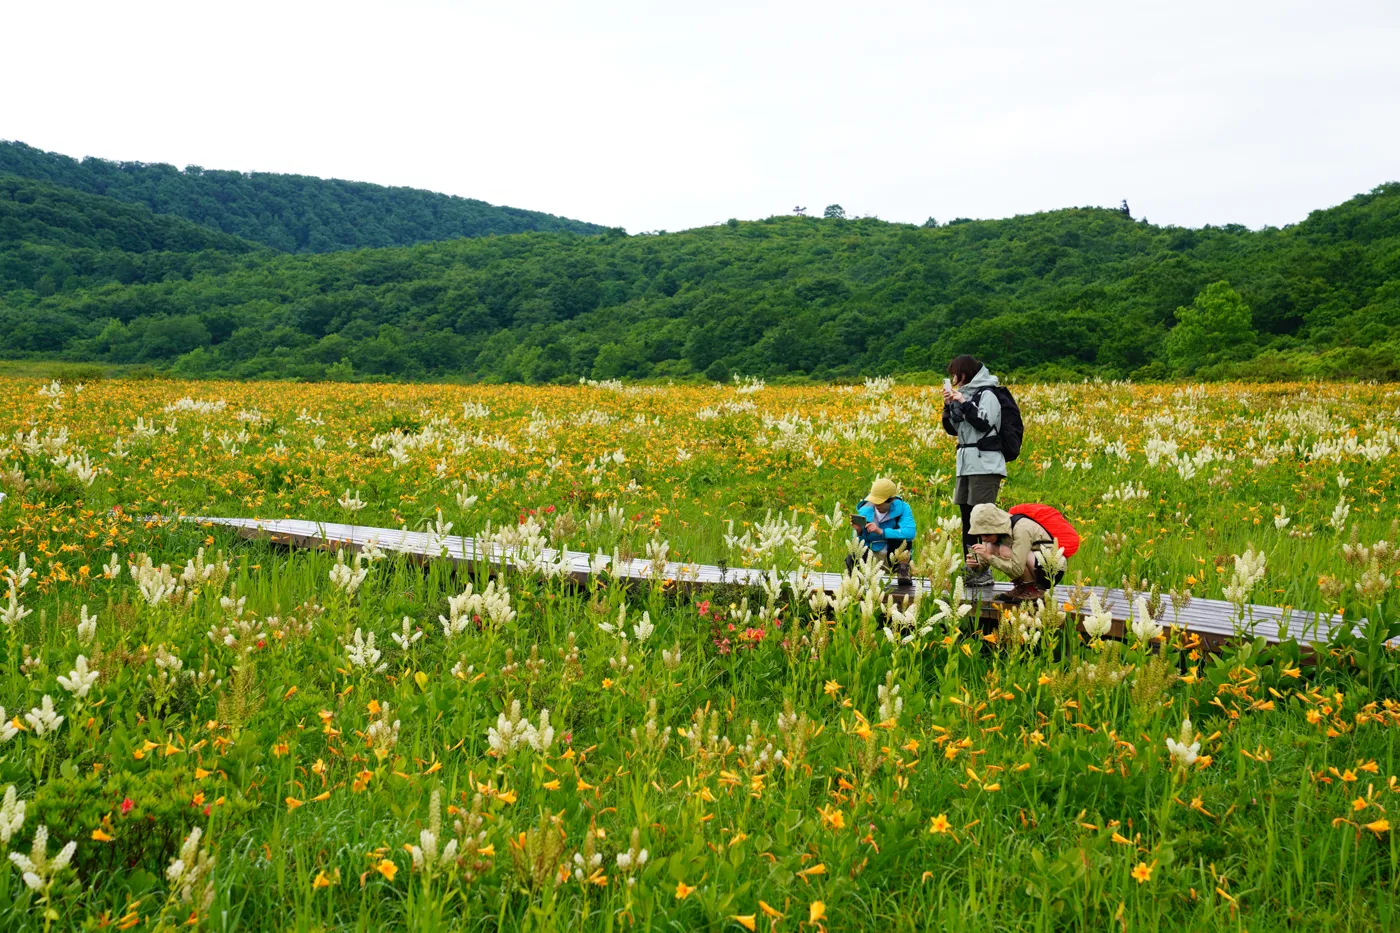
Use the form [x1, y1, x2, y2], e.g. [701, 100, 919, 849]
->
[959, 504, 976, 557]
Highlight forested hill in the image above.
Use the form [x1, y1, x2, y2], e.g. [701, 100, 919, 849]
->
[1, 180, 1397, 382]
[0, 173, 266, 306]
[0, 140, 607, 252]
[1, 174, 259, 256]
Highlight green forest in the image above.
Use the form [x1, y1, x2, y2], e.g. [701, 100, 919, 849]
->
[0, 141, 606, 252]
[0, 141, 1398, 383]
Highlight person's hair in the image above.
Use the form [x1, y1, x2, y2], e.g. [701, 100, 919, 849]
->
[946, 355, 982, 385]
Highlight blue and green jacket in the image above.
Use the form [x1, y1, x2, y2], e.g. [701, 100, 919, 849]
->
[854, 497, 917, 553]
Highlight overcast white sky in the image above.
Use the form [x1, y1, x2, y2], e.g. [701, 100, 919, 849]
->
[4, 0, 1399, 233]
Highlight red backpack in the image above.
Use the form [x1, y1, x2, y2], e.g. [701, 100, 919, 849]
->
[1009, 504, 1080, 558]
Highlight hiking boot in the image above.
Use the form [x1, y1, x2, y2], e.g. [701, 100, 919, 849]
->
[996, 582, 1046, 604]
[963, 568, 994, 589]
[894, 561, 912, 588]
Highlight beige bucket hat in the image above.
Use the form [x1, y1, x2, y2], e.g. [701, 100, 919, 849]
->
[968, 502, 1013, 536]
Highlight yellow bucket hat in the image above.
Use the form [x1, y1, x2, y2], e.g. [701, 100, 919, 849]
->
[867, 477, 898, 506]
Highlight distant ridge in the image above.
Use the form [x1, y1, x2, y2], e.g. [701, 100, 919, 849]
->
[1, 159, 1395, 383]
[0, 173, 262, 298]
[0, 173, 258, 256]
[0, 140, 607, 252]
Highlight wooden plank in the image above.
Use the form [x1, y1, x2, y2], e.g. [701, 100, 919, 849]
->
[187, 515, 1368, 648]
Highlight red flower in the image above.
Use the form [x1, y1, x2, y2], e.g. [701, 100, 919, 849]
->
[120, 798, 134, 815]
[696, 600, 711, 616]
[544, 505, 556, 514]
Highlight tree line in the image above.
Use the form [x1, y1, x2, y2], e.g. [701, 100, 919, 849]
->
[0, 162, 1397, 382]
[0, 140, 606, 253]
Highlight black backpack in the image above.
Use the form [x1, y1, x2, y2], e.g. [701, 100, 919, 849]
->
[973, 386, 1024, 462]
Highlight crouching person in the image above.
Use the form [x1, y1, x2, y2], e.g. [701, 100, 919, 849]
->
[965, 503, 1069, 602]
[847, 477, 916, 585]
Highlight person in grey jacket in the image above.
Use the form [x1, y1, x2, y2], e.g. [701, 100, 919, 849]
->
[941, 355, 1006, 587]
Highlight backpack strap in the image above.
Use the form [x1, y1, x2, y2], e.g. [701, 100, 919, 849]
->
[1010, 514, 1054, 548]
[971, 388, 999, 437]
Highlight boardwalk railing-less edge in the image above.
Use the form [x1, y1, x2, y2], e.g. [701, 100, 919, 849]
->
[183, 516, 1370, 651]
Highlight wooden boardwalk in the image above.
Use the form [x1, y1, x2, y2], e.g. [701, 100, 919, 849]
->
[192, 516, 1360, 649]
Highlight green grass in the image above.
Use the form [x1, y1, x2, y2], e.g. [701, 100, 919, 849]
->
[0, 377, 1397, 930]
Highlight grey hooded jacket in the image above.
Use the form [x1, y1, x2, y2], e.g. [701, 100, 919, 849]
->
[941, 366, 1007, 477]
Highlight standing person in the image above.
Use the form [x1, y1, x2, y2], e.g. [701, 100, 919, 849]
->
[848, 477, 916, 585]
[941, 355, 1005, 588]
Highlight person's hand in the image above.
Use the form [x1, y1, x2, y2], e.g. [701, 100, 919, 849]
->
[951, 390, 965, 403]
[965, 554, 979, 567]
[970, 543, 988, 557]
[941, 385, 953, 401]
[865, 522, 881, 535]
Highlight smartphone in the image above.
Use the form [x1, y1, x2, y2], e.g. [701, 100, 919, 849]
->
[850, 514, 865, 526]
[943, 378, 952, 392]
